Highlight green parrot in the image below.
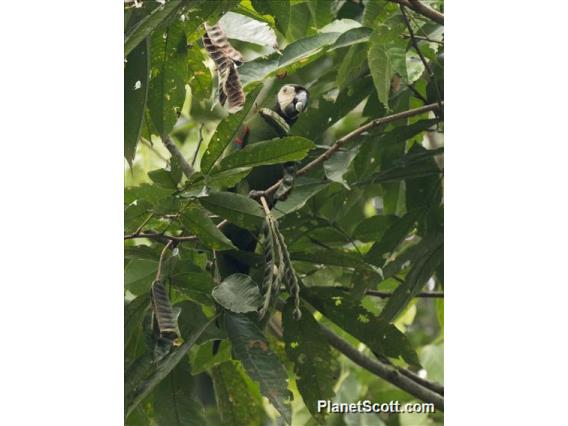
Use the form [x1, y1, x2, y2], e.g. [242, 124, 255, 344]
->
[218, 83, 310, 278]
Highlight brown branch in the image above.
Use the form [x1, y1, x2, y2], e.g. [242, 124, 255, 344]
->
[319, 323, 444, 411]
[162, 136, 194, 179]
[408, 0, 444, 25]
[389, 0, 444, 25]
[257, 102, 443, 198]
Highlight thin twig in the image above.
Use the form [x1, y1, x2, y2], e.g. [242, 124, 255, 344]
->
[402, 34, 443, 45]
[124, 232, 197, 242]
[133, 213, 154, 236]
[256, 102, 443, 199]
[400, 5, 443, 117]
[162, 136, 194, 179]
[155, 240, 173, 281]
[191, 124, 205, 167]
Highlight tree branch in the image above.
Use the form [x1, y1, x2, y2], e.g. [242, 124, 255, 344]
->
[162, 136, 194, 179]
[389, 0, 444, 25]
[257, 102, 443, 198]
[408, 0, 444, 25]
[319, 323, 444, 411]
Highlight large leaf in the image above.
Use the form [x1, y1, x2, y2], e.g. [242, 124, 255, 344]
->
[218, 12, 277, 48]
[125, 38, 150, 165]
[199, 191, 264, 230]
[239, 32, 342, 86]
[124, 0, 186, 56]
[212, 273, 262, 313]
[211, 361, 264, 426]
[181, 204, 236, 250]
[219, 137, 315, 171]
[379, 241, 443, 322]
[382, 233, 443, 279]
[225, 312, 292, 424]
[125, 259, 158, 296]
[273, 179, 329, 218]
[147, 19, 188, 138]
[307, 0, 335, 29]
[200, 85, 262, 174]
[365, 210, 423, 267]
[352, 215, 398, 242]
[152, 361, 206, 426]
[302, 287, 420, 366]
[283, 301, 339, 425]
[368, 24, 407, 109]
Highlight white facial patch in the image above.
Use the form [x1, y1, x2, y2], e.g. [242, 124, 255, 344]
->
[277, 85, 296, 112]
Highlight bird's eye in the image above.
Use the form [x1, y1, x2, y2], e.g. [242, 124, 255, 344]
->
[282, 87, 287, 92]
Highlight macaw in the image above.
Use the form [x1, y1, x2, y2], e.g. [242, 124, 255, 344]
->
[218, 83, 310, 278]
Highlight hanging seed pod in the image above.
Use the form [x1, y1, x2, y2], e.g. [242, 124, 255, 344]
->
[203, 23, 243, 66]
[273, 220, 302, 320]
[203, 22, 245, 112]
[150, 280, 182, 345]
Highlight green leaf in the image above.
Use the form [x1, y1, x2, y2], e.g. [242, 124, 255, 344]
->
[124, 0, 185, 56]
[199, 191, 264, 230]
[212, 273, 262, 313]
[273, 179, 329, 218]
[152, 361, 206, 426]
[181, 204, 236, 250]
[283, 301, 339, 425]
[302, 287, 420, 366]
[292, 250, 370, 269]
[379, 241, 443, 322]
[307, 0, 335, 28]
[191, 340, 232, 375]
[148, 168, 178, 189]
[211, 361, 264, 426]
[125, 259, 157, 295]
[323, 148, 359, 189]
[125, 38, 150, 165]
[239, 32, 342, 86]
[352, 215, 397, 242]
[225, 312, 292, 424]
[219, 137, 315, 171]
[147, 19, 188, 138]
[336, 43, 368, 90]
[365, 210, 423, 267]
[368, 25, 407, 109]
[218, 11, 277, 48]
[332, 26, 372, 49]
[200, 85, 262, 174]
[382, 234, 443, 279]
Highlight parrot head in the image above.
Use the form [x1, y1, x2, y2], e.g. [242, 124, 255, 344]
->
[276, 84, 309, 124]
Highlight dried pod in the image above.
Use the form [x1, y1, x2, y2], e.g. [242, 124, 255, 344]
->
[150, 280, 181, 343]
[203, 22, 245, 112]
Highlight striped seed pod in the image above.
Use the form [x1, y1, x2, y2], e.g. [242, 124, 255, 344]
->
[150, 280, 182, 345]
[203, 22, 245, 112]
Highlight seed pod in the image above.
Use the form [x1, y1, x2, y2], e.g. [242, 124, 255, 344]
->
[203, 22, 245, 112]
[150, 280, 181, 342]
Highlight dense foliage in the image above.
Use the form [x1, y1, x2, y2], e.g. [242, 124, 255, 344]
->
[124, 1, 444, 425]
